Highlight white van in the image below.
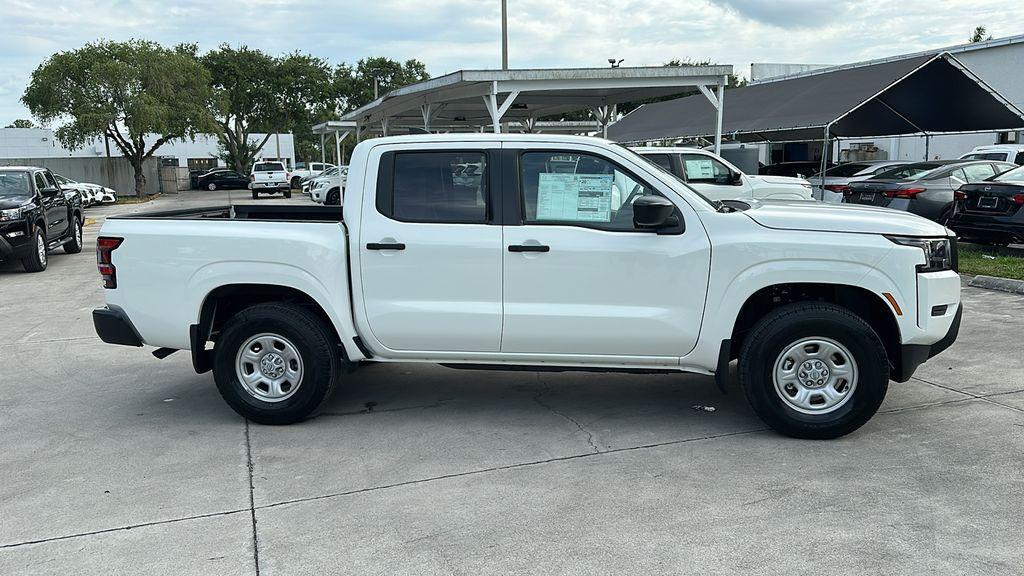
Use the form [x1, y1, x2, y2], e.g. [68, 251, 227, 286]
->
[958, 145, 1024, 165]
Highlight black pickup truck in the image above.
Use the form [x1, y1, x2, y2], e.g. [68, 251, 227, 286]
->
[0, 166, 84, 272]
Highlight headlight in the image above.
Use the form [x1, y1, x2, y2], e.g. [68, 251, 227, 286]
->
[0, 207, 22, 221]
[886, 236, 955, 272]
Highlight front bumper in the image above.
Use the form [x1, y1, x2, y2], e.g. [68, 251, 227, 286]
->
[893, 303, 962, 382]
[0, 221, 33, 261]
[93, 306, 144, 347]
[948, 210, 1024, 242]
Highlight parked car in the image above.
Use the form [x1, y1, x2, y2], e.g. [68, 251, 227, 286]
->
[760, 161, 835, 179]
[806, 161, 909, 203]
[948, 163, 1024, 245]
[249, 161, 291, 199]
[958, 144, 1024, 165]
[843, 160, 1016, 224]
[308, 166, 349, 205]
[289, 161, 335, 190]
[190, 168, 229, 189]
[92, 134, 962, 440]
[197, 169, 249, 191]
[0, 166, 84, 272]
[52, 173, 116, 206]
[634, 147, 813, 201]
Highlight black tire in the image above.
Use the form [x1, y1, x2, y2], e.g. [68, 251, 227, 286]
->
[63, 216, 83, 254]
[290, 176, 302, 190]
[284, 189, 292, 199]
[326, 188, 340, 206]
[251, 190, 258, 200]
[738, 302, 889, 439]
[938, 206, 951, 227]
[213, 303, 340, 425]
[21, 227, 47, 272]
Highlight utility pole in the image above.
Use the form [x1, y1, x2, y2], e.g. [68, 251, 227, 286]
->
[501, 0, 508, 70]
[373, 77, 379, 100]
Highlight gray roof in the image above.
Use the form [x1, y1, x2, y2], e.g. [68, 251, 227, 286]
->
[608, 53, 1024, 144]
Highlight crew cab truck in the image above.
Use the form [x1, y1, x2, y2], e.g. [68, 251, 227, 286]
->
[0, 166, 84, 272]
[249, 161, 291, 199]
[92, 135, 961, 439]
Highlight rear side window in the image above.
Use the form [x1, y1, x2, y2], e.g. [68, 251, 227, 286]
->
[1015, 152, 1024, 165]
[961, 163, 995, 182]
[386, 151, 488, 223]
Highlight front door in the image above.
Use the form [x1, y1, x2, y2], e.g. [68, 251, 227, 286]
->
[358, 144, 503, 352]
[36, 171, 68, 239]
[501, 146, 712, 359]
[677, 152, 752, 201]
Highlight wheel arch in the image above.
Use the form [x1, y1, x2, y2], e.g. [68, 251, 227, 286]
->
[192, 283, 358, 374]
[729, 282, 902, 376]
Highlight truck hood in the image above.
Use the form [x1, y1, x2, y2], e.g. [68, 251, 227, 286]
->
[751, 174, 810, 187]
[0, 197, 32, 210]
[742, 200, 950, 236]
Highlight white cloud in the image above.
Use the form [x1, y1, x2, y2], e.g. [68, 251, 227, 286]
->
[2, 0, 1023, 123]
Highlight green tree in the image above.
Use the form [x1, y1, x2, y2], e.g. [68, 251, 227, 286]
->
[342, 57, 430, 111]
[5, 119, 36, 128]
[970, 25, 992, 43]
[203, 45, 334, 172]
[22, 40, 213, 197]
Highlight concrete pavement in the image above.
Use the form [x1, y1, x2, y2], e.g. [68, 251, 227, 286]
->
[2, 190, 1022, 575]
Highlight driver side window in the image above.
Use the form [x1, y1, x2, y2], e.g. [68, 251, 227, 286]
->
[34, 172, 48, 192]
[519, 151, 661, 232]
[679, 153, 732, 184]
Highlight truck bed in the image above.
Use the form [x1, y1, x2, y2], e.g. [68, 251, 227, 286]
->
[112, 204, 344, 222]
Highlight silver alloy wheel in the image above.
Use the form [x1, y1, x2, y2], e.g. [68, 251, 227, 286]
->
[234, 333, 304, 403]
[773, 337, 858, 415]
[36, 231, 47, 265]
[207, 182, 216, 191]
[74, 219, 81, 245]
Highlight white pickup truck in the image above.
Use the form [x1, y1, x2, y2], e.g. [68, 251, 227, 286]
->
[633, 147, 813, 201]
[92, 134, 961, 439]
[249, 161, 291, 199]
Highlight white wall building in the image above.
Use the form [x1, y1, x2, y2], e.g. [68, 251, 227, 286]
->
[0, 128, 295, 170]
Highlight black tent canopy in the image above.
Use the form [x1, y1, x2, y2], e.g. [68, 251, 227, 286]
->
[608, 53, 1024, 144]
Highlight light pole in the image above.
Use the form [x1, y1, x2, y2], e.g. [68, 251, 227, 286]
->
[501, 0, 508, 70]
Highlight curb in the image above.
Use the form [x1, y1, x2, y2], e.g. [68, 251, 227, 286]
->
[968, 275, 1024, 295]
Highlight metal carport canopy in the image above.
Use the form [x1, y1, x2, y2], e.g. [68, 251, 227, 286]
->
[607, 53, 1024, 144]
[337, 66, 733, 149]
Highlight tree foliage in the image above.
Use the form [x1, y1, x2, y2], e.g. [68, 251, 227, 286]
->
[5, 119, 36, 128]
[970, 25, 992, 43]
[203, 45, 336, 172]
[22, 39, 213, 197]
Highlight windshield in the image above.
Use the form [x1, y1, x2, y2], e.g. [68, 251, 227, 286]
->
[321, 167, 338, 177]
[871, 162, 944, 180]
[0, 172, 32, 199]
[961, 152, 1007, 161]
[993, 164, 1024, 182]
[621, 146, 717, 208]
[824, 163, 871, 177]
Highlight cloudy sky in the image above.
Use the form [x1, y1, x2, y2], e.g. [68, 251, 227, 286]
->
[3, 0, 1024, 124]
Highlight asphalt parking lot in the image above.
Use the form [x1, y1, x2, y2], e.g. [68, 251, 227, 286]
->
[2, 190, 1023, 575]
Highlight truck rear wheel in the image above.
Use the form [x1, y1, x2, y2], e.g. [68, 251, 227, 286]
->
[213, 303, 340, 424]
[251, 190, 258, 200]
[738, 302, 888, 439]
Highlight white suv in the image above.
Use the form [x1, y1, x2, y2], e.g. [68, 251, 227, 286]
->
[958, 145, 1024, 165]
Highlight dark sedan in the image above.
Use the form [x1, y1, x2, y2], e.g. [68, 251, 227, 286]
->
[948, 164, 1024, 245]
[843, 159, 1016, 224]
[196, 169, 249, 191]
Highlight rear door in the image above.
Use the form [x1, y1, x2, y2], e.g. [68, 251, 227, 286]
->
[500, 143, 711, 359]
[358, 143, 503, 352]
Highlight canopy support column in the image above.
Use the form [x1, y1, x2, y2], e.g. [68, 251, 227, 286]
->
[320, 133, 325, 164]
[334, 130, 341, 167]
[420, 103, 446, 133]
[482, 83, 520, 133]
[381, 117, 390, 137]
[699, 81, 726, 155]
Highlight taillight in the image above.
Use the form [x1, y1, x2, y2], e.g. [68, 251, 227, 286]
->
[1013, 194, 1024, 205]
[249, 174, 255, 182]
[886, 187, 926, 199]
[824, 184, 851, 194]
[97, 236, 123, 289]
[953, 189, 967, 201]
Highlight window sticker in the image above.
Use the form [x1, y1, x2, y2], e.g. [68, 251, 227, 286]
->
[684, 159, 715, 179]
[536, 173, 613, 222]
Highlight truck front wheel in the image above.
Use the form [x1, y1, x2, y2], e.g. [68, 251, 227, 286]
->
[213, 303, 340, 424]
[738, 302, 889, 439]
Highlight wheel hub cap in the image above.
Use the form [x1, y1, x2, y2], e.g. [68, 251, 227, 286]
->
[235, 333, 303, 403]
[773, 337, 858, 415]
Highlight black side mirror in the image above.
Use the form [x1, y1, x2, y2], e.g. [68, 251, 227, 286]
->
[731, 172, 743, 185]
[633, 195, 676, 228]
[41, 186, 60, 197]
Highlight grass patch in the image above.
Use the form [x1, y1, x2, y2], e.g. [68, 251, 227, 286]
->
[958, 245, 1024, 280]
[114, 194, 161, 204]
